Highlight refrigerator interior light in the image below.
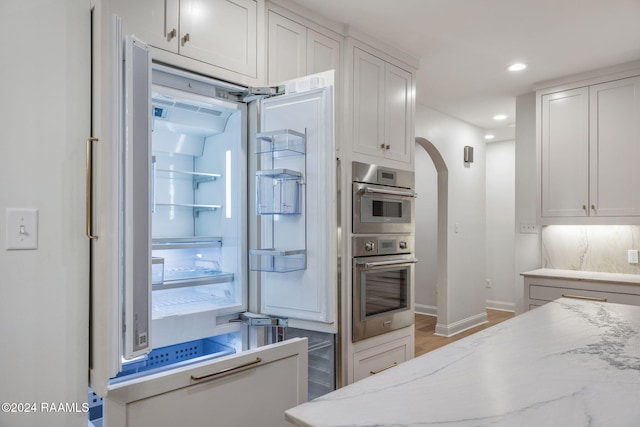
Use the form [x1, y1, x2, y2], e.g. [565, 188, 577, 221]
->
[226, 150, 232, 219]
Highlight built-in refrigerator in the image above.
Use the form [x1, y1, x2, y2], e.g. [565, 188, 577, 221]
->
[89, 13, 337, 427]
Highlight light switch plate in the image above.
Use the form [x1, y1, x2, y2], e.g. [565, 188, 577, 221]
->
[6, 208, 38, 250]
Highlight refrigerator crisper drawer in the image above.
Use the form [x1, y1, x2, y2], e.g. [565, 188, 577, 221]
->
[152, 237, 233, 289]
[114, 336, 237, 381]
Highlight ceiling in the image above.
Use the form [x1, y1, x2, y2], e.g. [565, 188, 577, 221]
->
[284, 0, 640, 141]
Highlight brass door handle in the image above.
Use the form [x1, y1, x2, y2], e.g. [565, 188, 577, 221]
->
[86, 137, 99, 240]
[370, 361, 398, 375]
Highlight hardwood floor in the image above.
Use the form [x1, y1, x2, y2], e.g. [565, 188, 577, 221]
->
[415, 309, 514, 357]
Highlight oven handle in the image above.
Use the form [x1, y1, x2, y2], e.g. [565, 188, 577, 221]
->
[357, 258, 418, 268]
[361, 186, 418, 198]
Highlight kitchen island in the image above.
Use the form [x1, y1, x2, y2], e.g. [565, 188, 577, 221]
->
[285, 298, 640, 426]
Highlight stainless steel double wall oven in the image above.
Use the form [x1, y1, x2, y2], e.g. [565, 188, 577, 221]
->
[352, 162, 417, 342]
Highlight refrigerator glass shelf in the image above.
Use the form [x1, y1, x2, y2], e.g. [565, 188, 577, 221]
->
[152, 237, 223, 250]
[255, 129, 305, 157]
[152, 272, 234, 291]
[154, 203, 222, 217]
[155, 168, 222, 189]
[152, 287, 237, 319]
[249, 249, 306, 272]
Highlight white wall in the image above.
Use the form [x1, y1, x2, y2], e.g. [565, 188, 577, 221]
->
[415, 104, 487, 335]
[414, 143, 438, 314]
[514, 92, 542, 314]
[485, 140, 516, 311]
[0, 2, 89, 427]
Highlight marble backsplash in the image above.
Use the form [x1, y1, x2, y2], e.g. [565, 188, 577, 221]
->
[542, 225, 640, 274]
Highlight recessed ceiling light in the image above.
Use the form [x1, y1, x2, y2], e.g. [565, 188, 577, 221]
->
[493, 114, 508, 121]
[485, 134, 495, 140]
[508, 63, 527, 72]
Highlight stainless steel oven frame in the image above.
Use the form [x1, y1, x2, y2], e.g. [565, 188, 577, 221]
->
[352, 162, 416, 235]
[352, 235, 416, 342]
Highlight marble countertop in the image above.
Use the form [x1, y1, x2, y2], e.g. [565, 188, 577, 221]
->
[521, 268, 640, 285]
[285, 299, 640, 426]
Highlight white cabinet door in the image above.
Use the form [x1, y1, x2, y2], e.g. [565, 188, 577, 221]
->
[351, 47, 413, 164]
[267, 13, 341, 85]
[352, 47, 386, 158]
[352, 334, 412, 382]
[384, 63, 412, 163]
[110, 0, 180, 53]
[589, 76, 640, 217]
[179, 0, 258, 78]
[306, 29, 340, 76]
[105, 338, 308, 427]
[540, 87, 589, 218]
[267, 11, 307, 84]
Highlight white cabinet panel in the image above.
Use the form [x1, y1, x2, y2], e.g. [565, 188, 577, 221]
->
[105, 338, 308, 427]
[351, 46, 413, 165]
[540, 88, 590, 218]
[110, 0, 259, 80]
[110, 0, 180, 53]
[267, 12, 341, 85]
[268, 11, 306, 84]
[384, 63, 412, 163]
[589, 76, 640, 217]
[353, 334, 412, 382]
[180, 0, 258, 78]
[352, 47, 386, 158]
[306, 29, 340, 76]
[538, 75, 640, 223]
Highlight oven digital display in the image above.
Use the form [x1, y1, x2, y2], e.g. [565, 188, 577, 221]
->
[364, 270, 408, 317]
[372, 200, 403, 218]
[379, 240, 395, 251]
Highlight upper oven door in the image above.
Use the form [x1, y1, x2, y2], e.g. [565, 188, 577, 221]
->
[353, 182, 416, 234]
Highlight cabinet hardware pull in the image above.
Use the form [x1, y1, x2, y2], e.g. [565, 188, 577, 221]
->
[386, 144, 391, 150]
[167, 28, 177, 41]
[182, 33, 190, 45]
[582, 205, 587, 212]
[370, 362, 398, 375]
[591, 204, 596, 212]
[86, 137, 99, 240]
[562, 294, 607, 302]
[380, 143, 386, 150]
[190, 357, 262, 381]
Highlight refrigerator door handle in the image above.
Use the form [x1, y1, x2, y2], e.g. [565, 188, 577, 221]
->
[86, 137, 99, 240]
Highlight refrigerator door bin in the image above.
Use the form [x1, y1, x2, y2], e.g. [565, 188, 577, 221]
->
[256, 169, 303, 215]
[255, 129, 305, 157]
[249, 249, 306, 272]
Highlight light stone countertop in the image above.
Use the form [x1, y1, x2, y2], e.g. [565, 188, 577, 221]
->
[285, 298, 640, 426]
[521, 268, 640, 285]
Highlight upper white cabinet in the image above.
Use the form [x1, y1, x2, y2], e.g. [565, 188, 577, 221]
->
[350, 45, 414, 166]
[538, 74, 640, 224]
[267, 11, 341, 84]
[110, 0, 260, 82]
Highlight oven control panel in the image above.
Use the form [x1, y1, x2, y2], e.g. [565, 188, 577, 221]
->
[352, 235, 414, 257]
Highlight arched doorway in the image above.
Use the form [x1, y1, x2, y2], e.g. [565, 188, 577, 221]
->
[415, 137, 448, 327]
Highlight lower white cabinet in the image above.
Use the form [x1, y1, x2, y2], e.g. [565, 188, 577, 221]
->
[352, 329, 413, 383]
[522, 269, 640, 311]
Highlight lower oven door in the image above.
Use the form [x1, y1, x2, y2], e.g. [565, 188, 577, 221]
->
[353, 255, 417, 342]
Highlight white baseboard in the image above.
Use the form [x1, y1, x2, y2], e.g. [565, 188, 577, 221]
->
[434, 311, 488, 338]
[486, 300, 516, 313]
[414, 304, 437, 317]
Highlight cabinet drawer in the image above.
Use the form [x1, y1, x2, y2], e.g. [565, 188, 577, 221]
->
[353, 336, 410, 382]
[529, 284, 640, 306]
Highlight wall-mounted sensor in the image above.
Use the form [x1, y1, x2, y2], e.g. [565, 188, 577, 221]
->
[464, 146, 474, 163]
